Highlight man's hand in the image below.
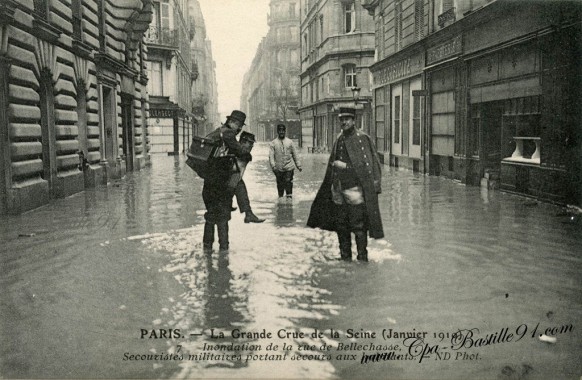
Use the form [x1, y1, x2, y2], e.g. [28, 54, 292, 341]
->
[332, 160, 347, 170]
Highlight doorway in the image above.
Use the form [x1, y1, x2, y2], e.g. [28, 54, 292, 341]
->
[103, 86, 116, 164]
[121, 93, 134, 171]
[480, 101, 503, 174]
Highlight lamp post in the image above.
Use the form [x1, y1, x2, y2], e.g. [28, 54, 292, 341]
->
[351, 86, 369, 131]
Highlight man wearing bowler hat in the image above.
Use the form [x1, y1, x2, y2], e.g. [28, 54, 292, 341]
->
[202, 110, 264, 251]
[307, 106, 384, 262]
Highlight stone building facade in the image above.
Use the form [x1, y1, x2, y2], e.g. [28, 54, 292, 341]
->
[363, 0, 582, 205]
[189, 0, 220, 137]
[298, 0, 375, 151]
[145, 0, 195, 155]
[241, 0, 301, 143]
[0, 0, 152, 215]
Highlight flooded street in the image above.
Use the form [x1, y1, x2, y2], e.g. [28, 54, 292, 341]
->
[1, 145, 581, 379]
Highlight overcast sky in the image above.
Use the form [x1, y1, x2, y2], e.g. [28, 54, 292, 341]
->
[197, 0, 270, 120]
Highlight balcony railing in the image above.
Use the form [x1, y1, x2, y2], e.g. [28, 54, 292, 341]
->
[144, 26, 178, 48]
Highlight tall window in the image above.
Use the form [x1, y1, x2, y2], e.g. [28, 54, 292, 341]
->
[344, 2, 355, 33]
[469, 105, 480, 157]
[289, 3, 296, 17]
[502, 96, 541, 158]
[33, 0, 49, 20]
[319, 16, 324, 42]
[72, 0, 83, 40]
[344, 65, 357, 88]
[76, 82, 88, 155]
[147, 61, 163, 96]
[395, 0, 402, 50]
[290, 49, 298, 64]
[98, 0, 106, 50]
[394, 96, 401, 144]
[412, 95, 421, 145]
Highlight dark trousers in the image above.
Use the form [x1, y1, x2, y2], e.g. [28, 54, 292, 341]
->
[203, 179, 233, 249]
[234, 180, 251, 213]
[275, 170, 294, 197]
[202, 180, 231, 223]
[335, 203, 367, 233]
[335, 203, 368, 260]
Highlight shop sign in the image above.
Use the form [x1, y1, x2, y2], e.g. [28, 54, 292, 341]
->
[427, 35, 462, 65]
[150, 109, 174, 118]
[373, 52, 424, 86]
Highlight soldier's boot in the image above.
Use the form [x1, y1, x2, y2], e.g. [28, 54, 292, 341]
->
[217, 222, 229, 251]
[337, 231, 352, 261]
[355, 231, 368, 262]
[203, 222, 215, 251]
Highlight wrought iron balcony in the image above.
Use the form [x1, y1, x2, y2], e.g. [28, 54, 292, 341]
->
[144, 26, 179, 48]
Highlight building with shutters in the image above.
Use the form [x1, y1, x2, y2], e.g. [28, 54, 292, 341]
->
[189, 0, 220, 137]
[145, 0, 196, 155]
[299, 0, 375, 151]
[241, 0, 301, 143]
[0, 0, 152, 215]
[363, 0, 582, 205]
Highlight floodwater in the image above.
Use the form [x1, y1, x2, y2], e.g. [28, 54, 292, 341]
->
[0, 144, 580, 379]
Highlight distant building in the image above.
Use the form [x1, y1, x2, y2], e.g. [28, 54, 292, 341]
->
[0, 0, 152, 214]
[145, 0, 195, 155]
[241, 0, 301, 143]
[363, 0, 582, 205]
[190, 0, 220, 137]
[299, 0, 375, 151]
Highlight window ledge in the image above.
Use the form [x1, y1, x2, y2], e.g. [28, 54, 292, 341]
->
[32, 17, 62, 43]
[72, 39, 93, 59]
[502, 157, 540, 165]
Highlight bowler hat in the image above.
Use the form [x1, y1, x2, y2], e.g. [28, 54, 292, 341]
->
[338, 107, 356, 118]
[227, 110, 246, 125]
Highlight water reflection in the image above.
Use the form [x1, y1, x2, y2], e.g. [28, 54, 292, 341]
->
[1, 149, 581, 379]
[274, 200, 294, 226]
[203, 250, 248, 369]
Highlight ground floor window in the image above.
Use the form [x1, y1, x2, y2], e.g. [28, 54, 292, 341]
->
[502, 96, 541, 159]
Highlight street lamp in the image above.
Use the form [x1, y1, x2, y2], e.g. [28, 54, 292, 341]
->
[350, 86, 368, 131]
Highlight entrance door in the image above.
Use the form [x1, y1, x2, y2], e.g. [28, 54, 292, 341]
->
[121, 94, 134, 171]
[40, 70, 57, 197]
[480, 101, 503, 174]
[409, 78, 422, 158]
[391, 84, 402, 156]
[103, 86, 116, 164]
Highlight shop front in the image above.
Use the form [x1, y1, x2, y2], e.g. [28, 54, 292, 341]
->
[371, 49, 426, 172]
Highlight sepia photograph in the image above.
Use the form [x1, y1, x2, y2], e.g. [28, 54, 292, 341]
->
[0, 0, 580, 379]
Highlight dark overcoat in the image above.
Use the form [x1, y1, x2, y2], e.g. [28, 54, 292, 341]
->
[307, 129, 384, 239]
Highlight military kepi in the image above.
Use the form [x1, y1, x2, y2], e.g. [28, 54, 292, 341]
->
[338, 107, 356, 118]
[227, 110, 246, 125]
